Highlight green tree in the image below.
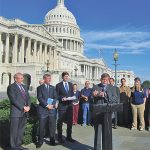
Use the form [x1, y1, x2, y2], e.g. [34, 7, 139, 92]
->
[142, 80, 150, 88]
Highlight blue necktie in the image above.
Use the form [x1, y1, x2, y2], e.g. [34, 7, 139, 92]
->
[65, 82, 69, 93]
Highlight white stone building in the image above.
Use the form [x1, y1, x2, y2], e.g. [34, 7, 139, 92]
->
[0, 0, 134, 93]
[0, 0, 110, 92]
[112, 70, 135, 87]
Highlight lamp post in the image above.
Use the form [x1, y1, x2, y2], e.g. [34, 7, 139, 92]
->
[113, 49, 119, 86]
[74, 66, 78, 77]
[45, 59, 50, 72]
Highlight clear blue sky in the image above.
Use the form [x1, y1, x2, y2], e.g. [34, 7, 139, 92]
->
[0, 0, 150, 81]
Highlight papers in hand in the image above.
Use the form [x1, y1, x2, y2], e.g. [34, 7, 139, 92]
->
[47, 98, 54, 105]
[63, 96, 76, 101]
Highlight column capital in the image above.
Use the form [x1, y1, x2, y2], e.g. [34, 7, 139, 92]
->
[5, 32, 10, 37]
[32, 39, 36, 42]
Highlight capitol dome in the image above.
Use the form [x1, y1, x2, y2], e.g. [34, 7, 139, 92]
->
[45, 0, 77, 25]
[44, 0, 84, 56]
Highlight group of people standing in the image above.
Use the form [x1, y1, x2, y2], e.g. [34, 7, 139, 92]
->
[118, 77, 150, 131]
[7, 71, 150, 150]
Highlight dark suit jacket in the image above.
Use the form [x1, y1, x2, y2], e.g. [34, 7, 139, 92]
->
[115, 86, 120, 103]
[92, 83, 118, 104]
[37, 84, 58, 116]
[7, 82, 31, 118]
[56, 81, 74, 109]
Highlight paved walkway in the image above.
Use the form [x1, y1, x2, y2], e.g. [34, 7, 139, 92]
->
[1, 125, 150, 150]
[27, 125, 149, 150]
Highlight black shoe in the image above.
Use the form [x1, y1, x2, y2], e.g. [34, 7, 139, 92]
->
[18, 146, 28, 150]
[114, 125, 118, 129]
[66, 137, 75, 142]
[36, 142, 43, 148]
[58, 138, 65, 144]
[50, 138, 56, 146]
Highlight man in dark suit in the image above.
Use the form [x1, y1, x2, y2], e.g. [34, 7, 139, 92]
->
[56, 72, 75, 143]
[92, 73, 118, 150]
[7, 73, 31, 150]
[36, 74, 58, 148]
[109, 77, 120, 129]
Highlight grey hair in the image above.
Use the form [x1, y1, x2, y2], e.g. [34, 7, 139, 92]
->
[14, 72, 23, 80]
[43, 73, 51, 79]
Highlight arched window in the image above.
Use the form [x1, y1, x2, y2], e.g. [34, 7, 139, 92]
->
[52, 27, 54, 33]
[1, 73, 5, 85]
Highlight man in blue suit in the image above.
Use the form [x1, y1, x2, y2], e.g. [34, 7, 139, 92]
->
[56, 72, 75, 143]
[36, 74, 58, 148]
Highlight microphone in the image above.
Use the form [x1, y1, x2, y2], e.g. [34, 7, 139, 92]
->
[102, 86, 109, 106]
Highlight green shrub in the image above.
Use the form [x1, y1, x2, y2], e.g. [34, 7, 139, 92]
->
[0, 97, 38, 145]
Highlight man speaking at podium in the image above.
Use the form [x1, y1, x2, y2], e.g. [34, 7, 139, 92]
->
[92, 73, 118, 150]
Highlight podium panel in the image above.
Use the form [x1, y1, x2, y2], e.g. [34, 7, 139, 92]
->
[93, 103, 123, 150]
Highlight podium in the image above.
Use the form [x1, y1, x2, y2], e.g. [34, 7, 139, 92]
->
[93, 103, 123, 150]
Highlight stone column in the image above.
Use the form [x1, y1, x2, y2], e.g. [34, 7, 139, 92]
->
[5, 33, 9, 64]
[97, 67, 99, 80]
[85, 65, 87, 79]
[33, 40, 37, 63]
[54, 48, 58, 69]
[74, 41, 75, 51]
[36, 42, 41, 63]
[50, 46, 53, 69]
[77, 42, 79, 52]
[84, 65, 86, 77]
[58, 51, 61, 69]
[94, 67, 97, 80]
[39, 42, 42, 63]
[89, 66, 92, 80]
[44, 44, 47, 62]
[26, 38, 31, 63]
[86, 65, 89, 79]
[21, 36, 25, 63]
[48, 46, 51, 68]
[62, 39, 63, 48]
[68, 40, 70, 50]
[13, 33, 18, 64]
[66, 39, 68, 50]
[0, 32, 2, 64]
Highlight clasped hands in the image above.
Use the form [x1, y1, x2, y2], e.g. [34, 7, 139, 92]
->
[93, 90, 105, 97]
[24, 106, 30, 113]
[81, 95, 88, 101]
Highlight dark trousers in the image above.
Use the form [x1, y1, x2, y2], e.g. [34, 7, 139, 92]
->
[118, 103, 129, 127]
[112, 112, 118, 126]
[57, 105, 73, 138]
[39, 115, 56, 143]
[10, 116, 27, 149]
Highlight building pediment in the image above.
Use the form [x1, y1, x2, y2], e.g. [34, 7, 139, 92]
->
[21, 24, 58, 42]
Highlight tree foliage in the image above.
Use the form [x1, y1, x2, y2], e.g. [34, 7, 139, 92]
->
[142, 80, 150, 88]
